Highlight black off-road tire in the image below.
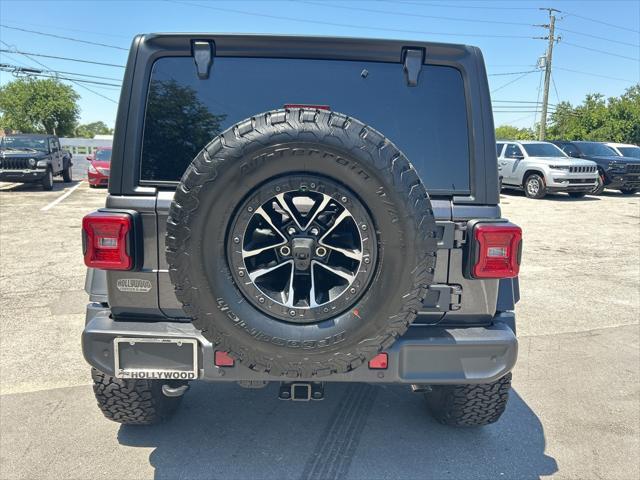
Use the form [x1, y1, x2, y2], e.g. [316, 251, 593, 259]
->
[424, 373, 512, 427]
[523, 173, 546, 199]
[91, 368, 185, 425]
[42, 168, 53, 191]
[62, 163, 72, 182]
[592, 172, 605, 195]
[166, 108, 438, 378]
[620, 188, 638, 195]
[568, 191, 586, 198]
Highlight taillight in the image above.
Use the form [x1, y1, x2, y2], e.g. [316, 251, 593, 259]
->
[214, 351, 235, 367]
[368, 353, 388, 370]
[82, 211, 133, 270]
[471, 222, 522, 279]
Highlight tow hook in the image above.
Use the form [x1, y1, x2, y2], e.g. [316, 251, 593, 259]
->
[279, 381, 324, 401]
[162, 384, 190, 398]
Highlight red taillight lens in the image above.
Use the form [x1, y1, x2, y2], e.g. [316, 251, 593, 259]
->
[472, 223, 522, 279]
[284, 104, 330, 110]
[214, 351, 235, 367]
[82, 211, 132, 270]
[368, 353, 388, 370]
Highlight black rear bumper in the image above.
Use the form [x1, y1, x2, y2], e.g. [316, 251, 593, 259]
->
[83, 305, 518, 385]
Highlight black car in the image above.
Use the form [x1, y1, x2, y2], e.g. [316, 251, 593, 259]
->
[0, 134, 73, 190]
[552, 140, 640, 195]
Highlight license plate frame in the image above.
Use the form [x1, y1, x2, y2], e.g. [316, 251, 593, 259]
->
[113, 337, 199, 380]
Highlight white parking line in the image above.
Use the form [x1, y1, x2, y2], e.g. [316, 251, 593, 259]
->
[41, 181, 84, 212]
[0, 182, 20, 191]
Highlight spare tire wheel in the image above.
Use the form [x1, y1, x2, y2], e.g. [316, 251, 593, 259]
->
[166, 109, 438, 377]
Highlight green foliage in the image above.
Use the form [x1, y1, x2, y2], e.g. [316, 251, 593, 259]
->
[495, 124, 535, 140]
[141, 79, 226, 179]
[0, 78, 79, 136]
[547, 85, 640, 144]
[75, 121, 113, 138]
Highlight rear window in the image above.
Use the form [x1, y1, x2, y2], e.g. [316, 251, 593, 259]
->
[140, 57, 471, 191]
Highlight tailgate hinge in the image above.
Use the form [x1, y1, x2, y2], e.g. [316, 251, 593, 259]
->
[423, 284, 462, 312]
[436, 221, 467, 249]
[402, 48, 425, 87]
[192, 40, 215, 79]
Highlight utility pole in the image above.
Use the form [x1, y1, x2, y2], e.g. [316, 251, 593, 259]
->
[537, 8, 560, 140]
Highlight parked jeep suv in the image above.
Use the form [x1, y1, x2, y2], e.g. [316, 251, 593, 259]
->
[497, 140, 598, 199]
[82, 34, 522, 427]
[0, 134, 73, 190]
[552, 140, 640, 195]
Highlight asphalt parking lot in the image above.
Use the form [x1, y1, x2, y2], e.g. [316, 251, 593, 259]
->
[0, 178, 638, 479]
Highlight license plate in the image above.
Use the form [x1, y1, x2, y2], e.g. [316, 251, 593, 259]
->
[113, 337, 198, 380]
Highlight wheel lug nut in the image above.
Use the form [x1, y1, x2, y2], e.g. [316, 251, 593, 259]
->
[238, 270, 245, 277]
[279, 245, 291, 256]
[361, 224, 367, 231]
[287, 227, 296, 235]
[364, 257, 371, 264]
[233, 236, 240, 244]
[310, 227, 319, 236]
[289, 310, 296, 317]
[259, 297, 265, 303]
[315, 246, 327, 257]
[349, 287, 356, 294]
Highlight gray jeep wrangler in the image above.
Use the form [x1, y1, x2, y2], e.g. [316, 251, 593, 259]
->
[82, 34, 522, 427]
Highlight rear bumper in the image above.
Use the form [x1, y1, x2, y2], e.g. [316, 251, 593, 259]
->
[82, 305, 518, 385]
[0, 169, 47, 182]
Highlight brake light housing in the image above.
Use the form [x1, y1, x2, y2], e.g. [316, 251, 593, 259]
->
[468, 222, 522, 279]
[82, 211, 137, 270]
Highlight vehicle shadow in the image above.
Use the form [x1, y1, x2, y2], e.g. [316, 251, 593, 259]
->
[0, 179, 81, 193]
[118, 382, 557, 480]
[500, 189, 600, 201]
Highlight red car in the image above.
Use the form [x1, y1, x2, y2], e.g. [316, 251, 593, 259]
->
[87, 147, 112, 187]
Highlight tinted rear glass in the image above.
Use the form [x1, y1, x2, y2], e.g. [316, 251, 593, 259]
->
[141, 57, 470, 191]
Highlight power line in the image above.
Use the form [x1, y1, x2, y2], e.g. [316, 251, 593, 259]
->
[300, 1, 533, 26]
[391, 1, 539, 10]
[489, 70, 539, 76]
[551, 73, 561, 104]
[0, 19, 131, 39]
[561, 10, 640, 34]
[553, 66, 636, 84]
[0, 65, 121, 87]
[563, 41, 640, 62]
[169, 0, 534, 39]
[0, 49, 125, 68]
[1, 41, 118, 104]
[490, 71, 536, 94]
[0, 24, 128, 51]
[555, 27, 639, 48]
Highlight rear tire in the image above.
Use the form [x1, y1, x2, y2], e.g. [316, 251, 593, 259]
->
[524, 173, 546, 199]
[620, 188, 638, 195]
[91, 368, 186, 425]
[41, 168, 53, 191]
[568, 191, 586, 198]
[424, 373, 512, 427]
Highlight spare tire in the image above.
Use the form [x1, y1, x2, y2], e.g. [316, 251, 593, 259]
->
[166, 108, 438, 378]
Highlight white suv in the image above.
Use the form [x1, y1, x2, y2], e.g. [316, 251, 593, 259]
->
[497, 140, 598, 199]
[605, 142, 640, 159]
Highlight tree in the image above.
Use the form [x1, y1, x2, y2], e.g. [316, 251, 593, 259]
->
[547, 85, 640, 144]
[141, 79, 226, 180]
[0, 78, 79, 136]
[495, 125, 535, 140]
[75, 121, 113, 138]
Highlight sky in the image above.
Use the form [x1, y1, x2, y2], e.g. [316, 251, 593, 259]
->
[0, 0, 638, 131]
